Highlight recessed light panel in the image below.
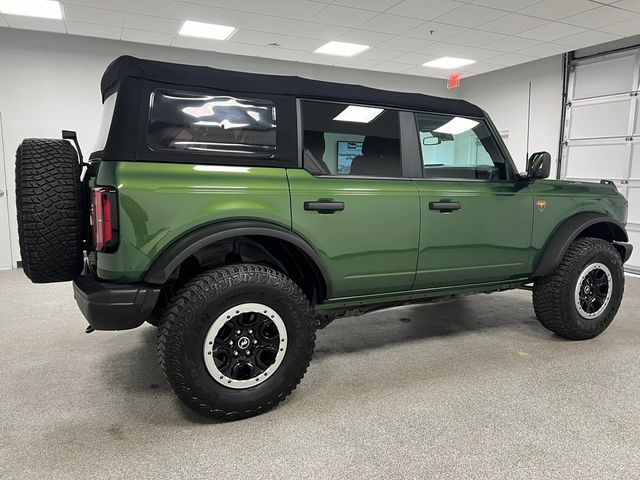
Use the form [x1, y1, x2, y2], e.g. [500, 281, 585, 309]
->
[179, 21, 236, 41]
[423, 57, 476, 69]
[0, 0, 62, 19]
[315, 41, 369, 57]
[434, 117, 479, 135]
[334, 105, 384, 123]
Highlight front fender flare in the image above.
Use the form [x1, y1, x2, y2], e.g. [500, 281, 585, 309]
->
[533, 212, 629, 278]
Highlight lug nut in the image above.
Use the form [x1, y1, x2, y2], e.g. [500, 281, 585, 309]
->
[248, 329, 253, 334]
[233, 351, 238, 356]
[228, 340, 233, 346]
[245, 350, 251, 355]
[236, 330, 241, 335]
[253, 339, 258, 344]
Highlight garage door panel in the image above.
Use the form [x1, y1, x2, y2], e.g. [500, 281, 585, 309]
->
[631, 144, 640, 178]
[573, 55, 637, 99]
[565, 143, 629, 179]
[569, 100, 631, 139]
[626, 229, 640, 272]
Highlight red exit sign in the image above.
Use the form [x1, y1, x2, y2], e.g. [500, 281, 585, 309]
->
[447, 73, 461, 89]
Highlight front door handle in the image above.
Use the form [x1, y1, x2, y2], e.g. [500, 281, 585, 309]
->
[429, 200, 461, 213]
[304, 201, 345, 214]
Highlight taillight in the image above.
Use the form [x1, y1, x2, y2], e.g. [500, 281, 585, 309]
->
[90, 187, 118, 251]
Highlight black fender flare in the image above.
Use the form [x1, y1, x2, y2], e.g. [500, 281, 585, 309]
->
[143, 220, 331, 296]
[533, 212, 630, 278]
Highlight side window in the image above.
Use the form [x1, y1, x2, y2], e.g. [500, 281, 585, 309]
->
[416, 112, 508, 181]
[148, 89, 277, 157]
[301, 100, 402, 177]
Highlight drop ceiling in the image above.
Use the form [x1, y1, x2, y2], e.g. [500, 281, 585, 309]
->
[1, 0, 639, 79]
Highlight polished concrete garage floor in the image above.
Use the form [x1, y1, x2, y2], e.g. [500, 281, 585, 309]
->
[1, 268, 639, 479]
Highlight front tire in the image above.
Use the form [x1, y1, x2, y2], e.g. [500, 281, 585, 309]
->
[533, 237, 624, 340]
[157, 264, 315, 420]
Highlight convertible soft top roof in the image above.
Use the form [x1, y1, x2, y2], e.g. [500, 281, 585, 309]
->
[101, 55, 485, 118]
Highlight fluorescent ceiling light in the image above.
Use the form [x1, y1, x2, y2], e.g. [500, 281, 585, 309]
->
[423, 57, 476, 69]
[434, 117, 479, 135]
[0, 0, 62, 19]
[315, 41, 369, 57]
[179, 20, 236, 40]
[334, 105, 384, 123]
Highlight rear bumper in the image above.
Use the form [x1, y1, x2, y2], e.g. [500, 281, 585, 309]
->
[73, 274, 160, 331]
[614, 241, 633, 263]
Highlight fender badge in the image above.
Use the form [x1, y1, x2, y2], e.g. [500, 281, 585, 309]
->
[536, 200, 546, 212]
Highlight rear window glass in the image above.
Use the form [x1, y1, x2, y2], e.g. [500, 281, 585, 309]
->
[148, 89, 277, 157]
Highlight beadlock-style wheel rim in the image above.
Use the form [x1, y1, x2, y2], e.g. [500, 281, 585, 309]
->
[574, 263, 613, 320]
[203, 303, 287, 389]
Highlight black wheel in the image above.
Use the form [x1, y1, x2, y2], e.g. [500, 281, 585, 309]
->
[15, 138, 85, 283]
[533, 237, 624, 340]
[157, 264, 316, 420]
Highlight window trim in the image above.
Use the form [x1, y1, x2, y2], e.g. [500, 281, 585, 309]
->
[412, 111, 517, 183]
[298, 97, 415, 180]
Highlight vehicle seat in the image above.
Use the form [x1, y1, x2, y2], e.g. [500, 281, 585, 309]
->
[303, 130, 330, 175]
[350, 136, 401, 177]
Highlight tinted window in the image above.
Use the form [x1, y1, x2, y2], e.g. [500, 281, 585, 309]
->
[416, 112, 507, 180]
[302, 100, 402, 177]
[148, 89, 277, 157]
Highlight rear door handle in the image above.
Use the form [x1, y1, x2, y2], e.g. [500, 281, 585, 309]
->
[304, 201, 345, 214]
[429, 201, 461, 213]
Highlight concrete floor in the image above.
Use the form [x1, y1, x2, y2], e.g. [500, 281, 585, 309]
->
[1, 269, 639, 480]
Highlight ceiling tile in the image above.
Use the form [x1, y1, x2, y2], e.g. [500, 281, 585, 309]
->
[259, 47, 306, 61]
[388, 0, 461, 20]
[124, 13, 181, 34]
[334, 57, 383, 69]
[520, 0, 596, 20]
[376, 36, 432, 52]
[254, 0, 326, 20]
[470, 0, 545, 11]
[357, 13, 424, 34]
[599, 16, 640, 37]
[63, 4, 124, 27]
[301, 53, 340, 65]
[393, 51, 434, 64]
[415, 41, 469, 56]
[275, 35, 325, 51]
[358, 47, 402, 61]
[337, 29, 393, 46]
[289, 22, 350, 40]
[217, 42, 266, 56]
[456, 47, 504, 60]
[459, 62, 503, 74]
[370, 61, 414, 73]
[553, 29, 621, 48]
[403, 21, 466, 41]
[434, 4, 508, 27]
[561, 6, 632, 29]
[517, 21, 585, 41]
[332, 0, 403, 12]
[486, 52, 538, 66]
[174, 4, 251, 26]
[516, 42, 568, 57]
[476, 13, 547, 35]
[401, 65, 442, 77]
[170, 35, 223, 50]
[66, 21, 122, 39]
[445, 29, 507, 46]
[230, 30, 283, 46]
[121, 28, 175, 45]
[62, 0, 128, 9]
[482, 35, 540, 52]
[4, 15, 66, 33]
[311, 5, 377, 28]
[173, 0, 264, 12]
[241, 15, 302, 35]
[124, 0, 184, 19]
[614, 0, 640, 13]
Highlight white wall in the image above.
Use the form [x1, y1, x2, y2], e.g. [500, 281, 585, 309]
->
[0, 27, 451, 266]
[457, 55, 564, 174]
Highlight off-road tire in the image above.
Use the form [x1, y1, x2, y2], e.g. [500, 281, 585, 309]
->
[533, 237, 624, 340]
[16, 138, 84, 283]
[157, 264, 316, 420]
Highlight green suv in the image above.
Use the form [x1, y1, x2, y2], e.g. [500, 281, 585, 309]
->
[15, 56, 633, 420]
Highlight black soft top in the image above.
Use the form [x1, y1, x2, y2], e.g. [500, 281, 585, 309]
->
[101, 55, 485, 118]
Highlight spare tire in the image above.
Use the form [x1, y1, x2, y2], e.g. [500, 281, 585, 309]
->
[16, 138, 85, 283]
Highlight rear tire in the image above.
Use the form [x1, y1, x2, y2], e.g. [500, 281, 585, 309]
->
[533, 237, 624, 340]
[16, 138, 85, 283]
[157, 264, 316, 420]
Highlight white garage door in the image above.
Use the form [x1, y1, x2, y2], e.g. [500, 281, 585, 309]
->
[561, 51, 640, 274]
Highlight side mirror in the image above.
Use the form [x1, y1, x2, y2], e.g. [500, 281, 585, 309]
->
[526, 151, 551, 180]
[423, 136, 441, 146]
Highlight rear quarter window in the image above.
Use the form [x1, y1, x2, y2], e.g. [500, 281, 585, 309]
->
[148, 89, 277, 158]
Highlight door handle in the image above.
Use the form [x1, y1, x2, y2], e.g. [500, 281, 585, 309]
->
[304, 201, 345, 214]
[429, 200, 461, 213]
